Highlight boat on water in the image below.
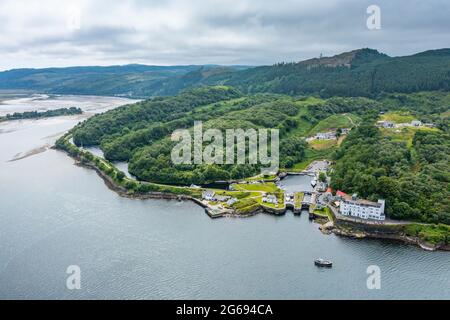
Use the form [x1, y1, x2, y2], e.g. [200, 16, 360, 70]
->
[314, 259, 333, 268]
[311, 178, 317, 187]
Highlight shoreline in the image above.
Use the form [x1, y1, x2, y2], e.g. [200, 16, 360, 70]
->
[70, 155, 248, 219]
[330, 224, 450, 252]
[319, 212, 450, 252]
[55, 142, 449, 252]
[74, 158, 294, 219]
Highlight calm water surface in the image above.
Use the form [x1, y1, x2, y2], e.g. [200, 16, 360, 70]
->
[0, 95, 449, 299]
[280, 174, 314, 193]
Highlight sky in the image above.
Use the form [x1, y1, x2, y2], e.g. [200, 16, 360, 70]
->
[0, 0, 449, 71]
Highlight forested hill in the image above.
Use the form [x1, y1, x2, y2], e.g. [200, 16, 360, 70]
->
[0, 64, 249, 98]
[62, 84, 449, 223]
[1, 48, 449, 98]
[214, 48, 450, 97]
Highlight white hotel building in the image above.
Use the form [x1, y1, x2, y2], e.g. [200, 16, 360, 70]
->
[340, 194, 386, 221]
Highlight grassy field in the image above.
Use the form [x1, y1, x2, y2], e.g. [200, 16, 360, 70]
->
[294, 192, 304, 208]
[381, 126, 440, 148]
[209, 189, 260, 199]
[285, 108, 315, 138]
[290, 160, 312, 172]
[294, 96, 325, 107]
[231, 190, 285, 211]
[231, 197, 260, 214]
[313, 207, 334, 221]
[234, 182, 280, 193]
[309, 114, 359, 135]
[194, 97, 247, 114]
[380, 111, 416, 123]
[441, 110, 450, 118]
[283, 98, 325, 139]
[244, 174, 277, 182]
[309, 139, 337, 150]
[314, 209, 328, 217]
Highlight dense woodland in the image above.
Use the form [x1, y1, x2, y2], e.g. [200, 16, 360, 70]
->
[331, 121, 449, 224]
[72, 86, 308, 184]
[71, 85, 449, 193]
[72, 86, 243, 146]
[215, 49, 450, 97]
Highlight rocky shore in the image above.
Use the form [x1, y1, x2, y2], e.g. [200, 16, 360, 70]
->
[73, 158, 200, 202]
[318, 218, 450, 252]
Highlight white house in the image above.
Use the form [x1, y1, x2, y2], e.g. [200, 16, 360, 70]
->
[263, 194, 278, 205]
[202, 190, 215, 201]
[377, 121, 394, 128]
[315, 131, 336, 140]
[340, 194, 386, 221]
[285, 193, 294, 204]
[227, 198, 238, 206]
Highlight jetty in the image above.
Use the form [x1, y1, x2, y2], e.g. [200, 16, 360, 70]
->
[205, 207, 226, 219]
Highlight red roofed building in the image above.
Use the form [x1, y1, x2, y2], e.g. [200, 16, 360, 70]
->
[324, 187, 334, 201]
[336, 190, 349, 198]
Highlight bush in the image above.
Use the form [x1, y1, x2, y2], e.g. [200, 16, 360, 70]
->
[116, 171, 126, 181]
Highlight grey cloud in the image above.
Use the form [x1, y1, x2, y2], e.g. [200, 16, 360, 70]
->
[0, 0, 449, 70]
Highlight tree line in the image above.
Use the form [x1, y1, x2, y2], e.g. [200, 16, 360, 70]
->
[1, 107, 82, 121]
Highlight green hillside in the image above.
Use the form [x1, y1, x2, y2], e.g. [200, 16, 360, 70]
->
[69, 84, 448, 178]
[217, 48, 450, 97]
[331, 122, 449, 225]
[309, 114, 360, 135]
[2, 48, 450, 98]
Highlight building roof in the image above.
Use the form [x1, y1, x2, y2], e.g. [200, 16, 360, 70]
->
[202, 190, 215, 196]
[342, 197, 384, 208]
[336, 190, 349, 198]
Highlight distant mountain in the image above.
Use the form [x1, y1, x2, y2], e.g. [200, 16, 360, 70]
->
[1, 48, 449, 98]
[0, 64, 249, 98]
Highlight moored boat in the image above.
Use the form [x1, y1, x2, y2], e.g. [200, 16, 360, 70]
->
[314, 258, 333, 268]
